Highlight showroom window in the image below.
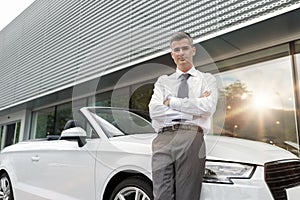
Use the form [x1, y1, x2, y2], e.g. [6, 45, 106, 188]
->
[130, 83, 154, 111]
[30, 102, 72, 138]
[0, 126, 3, 147]
[294, 40, 300, 152]
[54, 103, 73, 135]
[295, 40, 300, 100]
[211, 44, 299, 155]
[0, 122, 21, 149]
[31, 107, 55, 138]
[95, 87, 131, 108]
[95, 82, 155, 112]
[295, 40, 300, 54]
[95, 91, 112, 107]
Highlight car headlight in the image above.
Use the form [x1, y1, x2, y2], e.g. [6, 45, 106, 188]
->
[203, 161, 256, 184]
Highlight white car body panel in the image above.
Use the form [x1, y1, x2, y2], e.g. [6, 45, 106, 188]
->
[2, 139, 99, 200]
[0, 107, 299, 200]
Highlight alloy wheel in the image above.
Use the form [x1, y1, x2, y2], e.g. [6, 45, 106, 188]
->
[114, 186, 151, 200]
[0, 175, 11, 200]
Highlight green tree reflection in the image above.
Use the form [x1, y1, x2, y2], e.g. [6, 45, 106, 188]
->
[222, 80, 253, 137]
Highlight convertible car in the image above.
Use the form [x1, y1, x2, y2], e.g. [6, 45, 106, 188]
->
[0, 107, 300, 200]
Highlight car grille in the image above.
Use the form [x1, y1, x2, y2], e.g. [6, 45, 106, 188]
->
[265, 159, 300, 200]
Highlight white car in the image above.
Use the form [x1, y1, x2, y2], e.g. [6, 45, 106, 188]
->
[0, 107, 300, 200]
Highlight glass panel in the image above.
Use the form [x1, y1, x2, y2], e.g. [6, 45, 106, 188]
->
[72, 98, 88, 127]
[83, 117, 99, 139]
[95, 91, 112, 106]
[89, 108, 154, 137]
[5, 123, 16, 148]
[111, 87, 130, 108]
[54, 102, 72, 135]
[295, 40, 300, 54]
[96, 87, 131, 108]
[15, 122, 21, 143]
[0, 126, 3, 149]
[217, 56, 298, 154]
[295, 53, 300, 154]
[130, 83, 154, 111]
[31, 107, 55, 139]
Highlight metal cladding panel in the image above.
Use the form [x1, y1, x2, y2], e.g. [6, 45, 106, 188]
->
[0, 0, 300, 110]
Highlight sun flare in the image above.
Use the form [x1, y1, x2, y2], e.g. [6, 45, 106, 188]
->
[252, 94, 272, 109]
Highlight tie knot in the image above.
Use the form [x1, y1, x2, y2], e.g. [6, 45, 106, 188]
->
[181, 73, 191, 80]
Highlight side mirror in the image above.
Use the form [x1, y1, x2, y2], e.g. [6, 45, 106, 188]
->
[60, 127, 87, 147]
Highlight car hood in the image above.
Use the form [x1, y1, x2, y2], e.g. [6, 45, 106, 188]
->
[205, 135, 297, 165]
[110, 134, 298, 165]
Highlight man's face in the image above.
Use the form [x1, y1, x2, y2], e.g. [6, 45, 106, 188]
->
[170, 38, 196, 72]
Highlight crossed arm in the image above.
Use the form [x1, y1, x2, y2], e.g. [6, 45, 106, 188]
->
[163, 90, 211, 106]
[149, 74, 218, 121]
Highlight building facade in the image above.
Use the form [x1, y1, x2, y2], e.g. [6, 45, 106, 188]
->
[1, 0, 300, 154]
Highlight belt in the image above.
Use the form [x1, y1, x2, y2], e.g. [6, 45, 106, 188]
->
[159, 124, 203, 133]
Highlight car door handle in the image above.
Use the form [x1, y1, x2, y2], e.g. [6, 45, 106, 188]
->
[31, 155, 40, 162]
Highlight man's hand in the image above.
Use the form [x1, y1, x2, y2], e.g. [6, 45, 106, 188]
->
[164, 98, 170, 106]
[200, 91, 211, 98]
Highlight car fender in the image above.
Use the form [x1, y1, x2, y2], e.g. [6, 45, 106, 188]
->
[98, 164, 152, 200]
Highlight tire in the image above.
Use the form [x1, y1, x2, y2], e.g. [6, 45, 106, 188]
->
[0, 173, 14, 200]
[109, 176, 153, 200]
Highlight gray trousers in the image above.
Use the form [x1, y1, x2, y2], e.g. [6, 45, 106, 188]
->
[152, 128, 206, 200]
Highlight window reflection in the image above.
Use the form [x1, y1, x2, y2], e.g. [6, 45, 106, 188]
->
[130, 83, 154, 111]
[217, 57, 298, 153]
[54, 103, 72, 135]
[31, 107, 55, 138]
[30, 103, 72, 138]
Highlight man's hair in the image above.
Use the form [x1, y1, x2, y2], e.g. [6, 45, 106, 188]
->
[170, 31, 193, 47]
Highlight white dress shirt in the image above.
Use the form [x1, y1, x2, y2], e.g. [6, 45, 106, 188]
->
[149, 67, 218, 133]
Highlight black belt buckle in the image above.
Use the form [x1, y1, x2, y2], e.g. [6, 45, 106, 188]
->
[171, 124, 180, 131]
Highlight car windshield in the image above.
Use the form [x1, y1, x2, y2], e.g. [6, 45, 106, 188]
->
[88, 108, 155, 137]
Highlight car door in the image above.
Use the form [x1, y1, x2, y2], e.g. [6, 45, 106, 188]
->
[32, 138, 100, 200]
[11, 138, 100, 200]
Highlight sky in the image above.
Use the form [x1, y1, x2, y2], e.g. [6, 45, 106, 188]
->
[0, 0, 36, 31]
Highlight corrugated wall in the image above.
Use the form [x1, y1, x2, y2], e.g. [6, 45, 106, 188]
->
[0, 0, 300, 111]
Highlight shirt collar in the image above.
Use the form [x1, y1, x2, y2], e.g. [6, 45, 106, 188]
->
[175, 66, 197, 79]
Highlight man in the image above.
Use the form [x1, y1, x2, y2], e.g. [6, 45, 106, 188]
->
[149, 32, 218, 200]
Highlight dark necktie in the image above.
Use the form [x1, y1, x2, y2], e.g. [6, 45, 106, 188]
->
[177, 73, 191, 98]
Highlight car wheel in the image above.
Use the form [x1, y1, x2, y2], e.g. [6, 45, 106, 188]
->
[109, 176, 153, 200]
[0, 173, 14, 200]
